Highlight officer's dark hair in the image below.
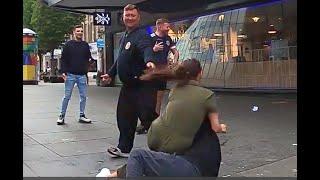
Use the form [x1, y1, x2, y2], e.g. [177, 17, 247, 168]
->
[124, 4, 140, 13]
[156, 18, 169, 26]
[73, 25, 83, 31]
[140, 58, 202, 87]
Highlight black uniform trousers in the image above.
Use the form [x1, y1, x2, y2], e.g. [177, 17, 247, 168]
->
[116, 85, 158, 153]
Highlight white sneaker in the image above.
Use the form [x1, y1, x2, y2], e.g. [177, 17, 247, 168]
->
[57, 115, 65, 125]
[96, 168, 111, 177]
[79, 114, 91, 123]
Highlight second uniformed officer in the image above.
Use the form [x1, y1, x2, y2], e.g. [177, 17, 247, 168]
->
[136, 18, 179, 134]
[101, 4, 158, 158]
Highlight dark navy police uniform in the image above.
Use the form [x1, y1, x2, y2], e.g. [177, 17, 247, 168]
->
[108, 28, 159, 153]
[150, 32, 176, 90]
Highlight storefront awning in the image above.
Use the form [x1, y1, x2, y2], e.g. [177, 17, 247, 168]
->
[43, 0, 276, 15]
[42, 0, 275, 32]
[43, 0, 147, 14]
[42, 0, 225, 14]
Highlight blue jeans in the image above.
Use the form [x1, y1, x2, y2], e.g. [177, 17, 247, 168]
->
[60, 73, 87, 117]
[126, 149, 201, 177]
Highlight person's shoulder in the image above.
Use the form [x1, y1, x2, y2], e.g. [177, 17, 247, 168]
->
[66, 40, 88, 45]
[150, 32, 156, 38]
[136, 28, 151, 37]
[81, 41, 89, 45]
[65, 40, 75, 45]
[192, 86, 214, 98]
[150, 32, 157, 40]
[149, 33, 158, 42]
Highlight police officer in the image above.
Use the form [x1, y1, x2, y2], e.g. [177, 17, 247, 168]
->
[150, 18, 179, 115]
[101, 4, 158, 158]
[135, 18, 180, 134]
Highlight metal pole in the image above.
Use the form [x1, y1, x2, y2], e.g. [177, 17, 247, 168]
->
[103, 9, 107, 74]
[104, 9, 115, 86]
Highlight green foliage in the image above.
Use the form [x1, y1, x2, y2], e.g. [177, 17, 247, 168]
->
[24, 0, 85, 52]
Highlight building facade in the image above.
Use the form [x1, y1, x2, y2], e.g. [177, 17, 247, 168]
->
[82, 15, 100, 43]
[112, 0, 297, 90]
[173, 0, 297, 89]
[67, 0, 297, 90]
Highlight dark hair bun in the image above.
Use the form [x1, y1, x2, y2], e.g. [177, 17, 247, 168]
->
[174, 66, 188, 79]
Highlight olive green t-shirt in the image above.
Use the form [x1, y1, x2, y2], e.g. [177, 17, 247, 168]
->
[147, 80, 217, 154]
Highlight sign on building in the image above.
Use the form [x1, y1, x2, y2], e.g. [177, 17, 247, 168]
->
[97, 39, 105, 48]
[93, 12, 111, 26]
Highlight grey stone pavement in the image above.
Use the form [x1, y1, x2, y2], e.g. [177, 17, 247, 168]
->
[23, 82, 297, 177]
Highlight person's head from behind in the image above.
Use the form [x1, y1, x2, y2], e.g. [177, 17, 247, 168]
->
[140, 58, 202, 87]
[174, 58, 202, 86]
[156, 18, 170, 36]
[123, 4, 140, 30]
[73, 25, 83, 41]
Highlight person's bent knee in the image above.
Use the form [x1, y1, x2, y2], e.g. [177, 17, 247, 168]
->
[129, 149, 147, 158]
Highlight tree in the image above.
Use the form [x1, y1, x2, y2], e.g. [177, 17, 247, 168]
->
[23, 0, 36, 28]
[28, 0, 85, 53]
